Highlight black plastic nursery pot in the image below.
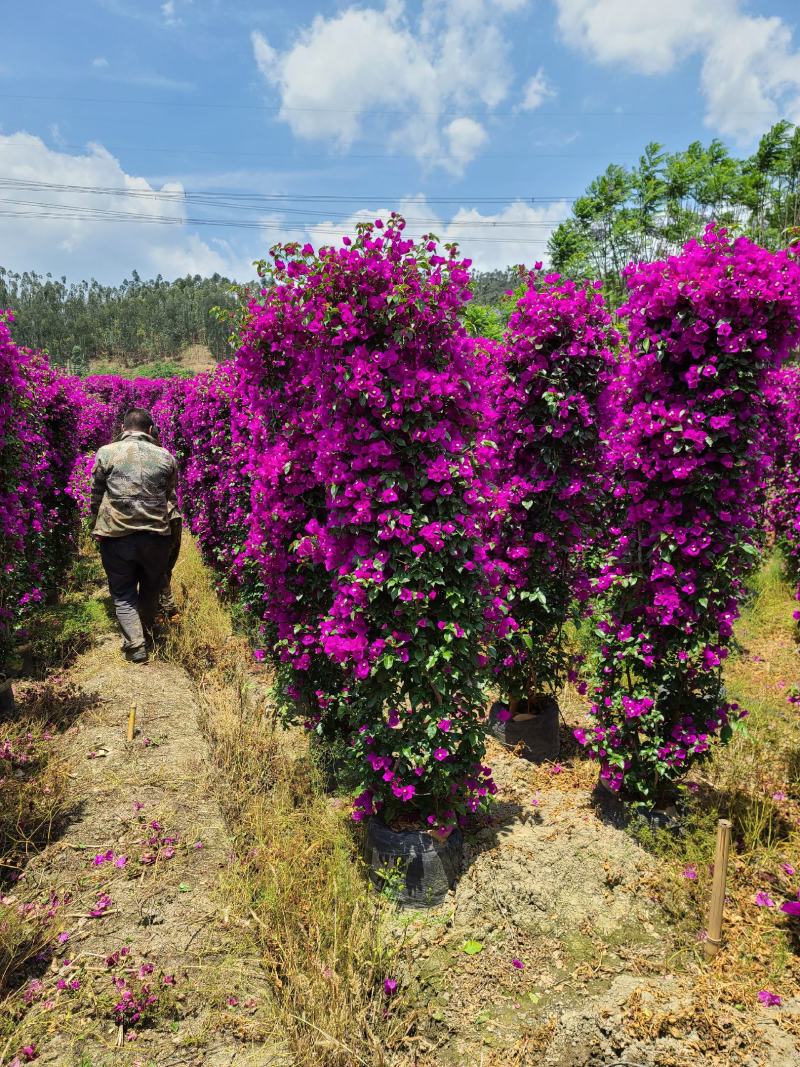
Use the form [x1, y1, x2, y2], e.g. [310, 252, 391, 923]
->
[365, 817, 463, 908]
[594, 775, 682, 833]
[488, 696, 560, 763]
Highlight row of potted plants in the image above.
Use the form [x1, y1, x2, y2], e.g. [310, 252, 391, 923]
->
[145, 224, 800, 903]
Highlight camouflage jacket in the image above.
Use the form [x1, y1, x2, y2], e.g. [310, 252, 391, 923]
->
[91, 431, 179, 538]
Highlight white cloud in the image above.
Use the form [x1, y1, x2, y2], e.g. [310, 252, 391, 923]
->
[260, 194, 569, 273]
[91, 57, 110, 69]
[520, 67, 556, 111]
[553, 0, 800, 141]
[0, 132, 249, 281]
[161, 0, 193, 25]
[445, 118, 488, 169]
[442, 198, 570, 270]
[701, 15, 800, 140]
[252, 1, 533, 172]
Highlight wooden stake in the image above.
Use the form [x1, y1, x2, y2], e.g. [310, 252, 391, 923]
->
[704, 818, 732, 960]
[126, 705, 137, 743]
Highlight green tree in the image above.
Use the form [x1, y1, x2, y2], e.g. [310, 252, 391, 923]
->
[549, 121, 800, 298]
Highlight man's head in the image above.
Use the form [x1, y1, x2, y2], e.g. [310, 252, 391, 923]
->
[123, 408, 154, 434]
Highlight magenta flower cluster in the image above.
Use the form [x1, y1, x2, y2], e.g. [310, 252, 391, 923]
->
[577, 227, 800, 803]
[486, 272, 620, 702]
[68, 376, 171, 519]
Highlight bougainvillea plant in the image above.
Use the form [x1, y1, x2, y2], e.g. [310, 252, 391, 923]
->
[234, 217, 498, 831]
[578, 227, 800, 805]
[0, 312, 83, 678]
[486, 273, 620, 708]
[765, 365, 800, 623]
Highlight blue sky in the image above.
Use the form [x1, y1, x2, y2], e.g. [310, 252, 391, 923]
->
[1, 0, 799, 281]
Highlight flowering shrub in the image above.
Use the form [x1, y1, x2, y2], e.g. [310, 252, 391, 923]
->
[153, 366, 251, 585]
[487, 274, 620, 703]
[0, 312, 83, 677]
[77, 375, 168, 452]
[234, 219, 498, 829]
[65, 453, 94, 519]
[578, 227, 800, 803]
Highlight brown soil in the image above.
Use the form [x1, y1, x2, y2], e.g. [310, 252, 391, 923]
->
[389, 736, 800, 1067]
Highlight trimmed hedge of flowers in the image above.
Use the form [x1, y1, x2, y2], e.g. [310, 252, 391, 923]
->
[579, 228, 800, 804]
[1, 319, 172, 674]
[179, 220, 501, 829]
[0, 312, 84, 678]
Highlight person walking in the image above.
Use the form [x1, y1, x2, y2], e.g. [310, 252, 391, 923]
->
[90, 408, 179, 664]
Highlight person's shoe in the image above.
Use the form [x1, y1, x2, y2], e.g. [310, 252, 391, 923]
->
[130, 647, 149, 664]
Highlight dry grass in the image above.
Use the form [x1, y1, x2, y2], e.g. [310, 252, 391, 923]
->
[0, 679, 90, 1018]
[620, 554, 800, 1045]
[166, 537, 407, 1067]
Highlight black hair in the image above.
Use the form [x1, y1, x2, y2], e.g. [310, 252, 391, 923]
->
[123, 408, 154, 432]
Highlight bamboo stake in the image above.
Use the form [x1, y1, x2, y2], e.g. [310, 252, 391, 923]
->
[126, 704, 137, 743]
[704, 818, 732, 960]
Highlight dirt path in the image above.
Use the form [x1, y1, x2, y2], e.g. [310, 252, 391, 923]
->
[10, 632, 284, 1067]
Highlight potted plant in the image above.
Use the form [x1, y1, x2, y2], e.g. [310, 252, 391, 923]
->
[484, 274, 620, 761]
[579, 227, 800, 811]
[233, 218, 499, 904]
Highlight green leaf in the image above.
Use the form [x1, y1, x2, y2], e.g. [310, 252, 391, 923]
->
[178, 883, 192, 893]
[462, 940, 483, 955]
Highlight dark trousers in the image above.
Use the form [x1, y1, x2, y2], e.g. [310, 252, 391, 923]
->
[98, 532, 172, 652]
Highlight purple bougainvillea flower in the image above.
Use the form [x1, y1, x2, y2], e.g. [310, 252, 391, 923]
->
[511, 959, 524, 970]
[89, 893, 112, 918]
[758, 990, 782, 1007]
[781, 863, 796, 876]
[437, 719, 452, 732]
[384, 978, 398, 995]
[682, 867, 698, 881]
[433, 748, 449, 762]
[755, 892, 775, 907]
[780, 900, 800, 917]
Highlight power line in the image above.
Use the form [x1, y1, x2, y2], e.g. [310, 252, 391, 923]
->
[0, 206, 561, 244]
[0, 141, 616, 163]
[0, 177, 577, 206]
[0, 91, 781, 118]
